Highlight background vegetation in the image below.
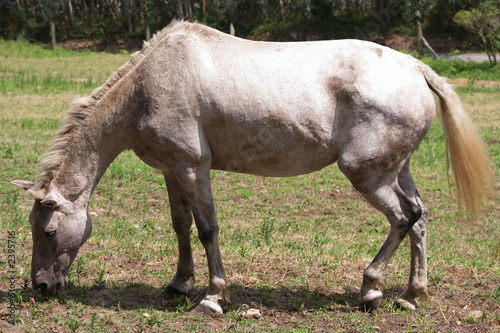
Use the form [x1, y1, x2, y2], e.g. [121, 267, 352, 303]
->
[1, 0, 499, 44]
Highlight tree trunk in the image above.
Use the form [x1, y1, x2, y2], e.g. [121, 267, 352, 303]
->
[184, 0, 192, 22]
[125, 0, 132, 33]
[114, 0, 120, 20]
[372, 0, 382, 13]
[177, 0, 183, 20]
[50, 22, 56, 47]
[68, 0, 74, 21]
[60, 0, 69, 21]
[104, 0, 118, 23]
[81, 0, 88, 25]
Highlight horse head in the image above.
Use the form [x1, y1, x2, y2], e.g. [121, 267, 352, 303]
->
[11, 180, 92, 296]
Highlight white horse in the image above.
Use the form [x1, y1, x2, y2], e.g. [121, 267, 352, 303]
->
[12, 21, 493, 315]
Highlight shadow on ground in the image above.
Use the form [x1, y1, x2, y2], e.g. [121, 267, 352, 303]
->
[0, 282, 378, 314]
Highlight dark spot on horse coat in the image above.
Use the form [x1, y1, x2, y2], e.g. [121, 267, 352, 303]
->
[372, 47, 383, 58]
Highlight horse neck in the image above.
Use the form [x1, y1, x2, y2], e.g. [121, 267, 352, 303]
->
[50, 80, 140, 202]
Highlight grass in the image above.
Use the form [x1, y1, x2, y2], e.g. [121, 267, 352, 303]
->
[420, 57, 500, 81]
[0, 41, 499, 332]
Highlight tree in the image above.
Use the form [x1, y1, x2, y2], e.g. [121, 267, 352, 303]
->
[454, 1, 500, 66]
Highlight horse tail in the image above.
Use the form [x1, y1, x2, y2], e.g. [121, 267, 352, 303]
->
[419, 63, 493, 220]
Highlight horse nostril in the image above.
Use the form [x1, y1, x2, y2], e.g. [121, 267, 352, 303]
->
[37, 282, 48, 295]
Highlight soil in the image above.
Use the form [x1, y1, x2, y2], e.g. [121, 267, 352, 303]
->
[2, 248, 498, 332]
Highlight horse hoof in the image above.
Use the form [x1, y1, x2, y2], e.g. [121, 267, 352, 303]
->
[360, 290, 383, 311]
[161, 283, 191, 297]
[191, 302, 223, 317]
[394, 298, 418, 310]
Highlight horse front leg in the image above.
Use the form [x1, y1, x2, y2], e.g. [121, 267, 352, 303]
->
[163, 172, 195, 296]
[172, 163, 229, 316]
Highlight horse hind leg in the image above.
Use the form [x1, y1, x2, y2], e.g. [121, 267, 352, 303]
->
[393, 162, 429, 310]
[162, 172, 196, 296]
[339, 158, 423, 311]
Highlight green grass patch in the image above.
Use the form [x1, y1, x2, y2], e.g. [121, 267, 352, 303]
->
[0, 40, 111, 58]
[420, 57, 500, 81]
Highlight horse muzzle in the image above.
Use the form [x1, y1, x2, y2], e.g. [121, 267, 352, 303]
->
[33, 270, 67, 296]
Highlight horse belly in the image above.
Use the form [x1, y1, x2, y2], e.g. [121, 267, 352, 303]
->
[207, 125, 337, 177]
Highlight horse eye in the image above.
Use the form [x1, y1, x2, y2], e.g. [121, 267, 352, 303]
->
[45, 230, 57, 238]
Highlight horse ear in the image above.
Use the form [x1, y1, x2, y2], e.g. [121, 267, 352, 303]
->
[11, 180, 35, 191]
[10, 180, 46, 200]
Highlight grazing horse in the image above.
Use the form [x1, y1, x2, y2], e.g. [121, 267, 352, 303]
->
[12, 20, 492, 315]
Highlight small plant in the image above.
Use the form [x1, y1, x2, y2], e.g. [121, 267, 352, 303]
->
[114, 299, 123, 311]
[490, 284, 500, 302]
[259, 217, 275, 246]
[174, 294, 193, 313]
[88, 312, 102, 333]
[147, 312, 162, 328]
[92, 269, 107, 290]
[22, 278, 30, 290]
[66, 318, 82, 332]
[445, 283, 458, 296]
[429, 271, 445, 286]
[464, 313, 480, 324]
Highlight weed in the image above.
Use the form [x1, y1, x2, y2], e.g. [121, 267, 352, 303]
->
[66, 318, 82, 332]
[87, 312, 104, 333]
[114, 299, 124, 310]
[259, 217, 276, 246]
[92, 269, 107, 290]
[429, 271, 445, 286]
[464, 313, 481, 324]
[173, 294, 194, 313]
[489, 284, 500, 302]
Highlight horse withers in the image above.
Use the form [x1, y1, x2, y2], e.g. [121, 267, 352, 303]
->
[12, 21, 493, 315]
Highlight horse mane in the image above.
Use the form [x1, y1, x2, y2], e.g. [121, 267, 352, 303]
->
[39, 20, 200, 185]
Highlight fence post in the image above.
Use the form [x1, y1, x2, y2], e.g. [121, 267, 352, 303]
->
[417, 23, 423, 56]
[50, 22, 56, 48]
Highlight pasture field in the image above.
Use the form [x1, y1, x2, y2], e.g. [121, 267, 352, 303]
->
[0, 41, 499, 332]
